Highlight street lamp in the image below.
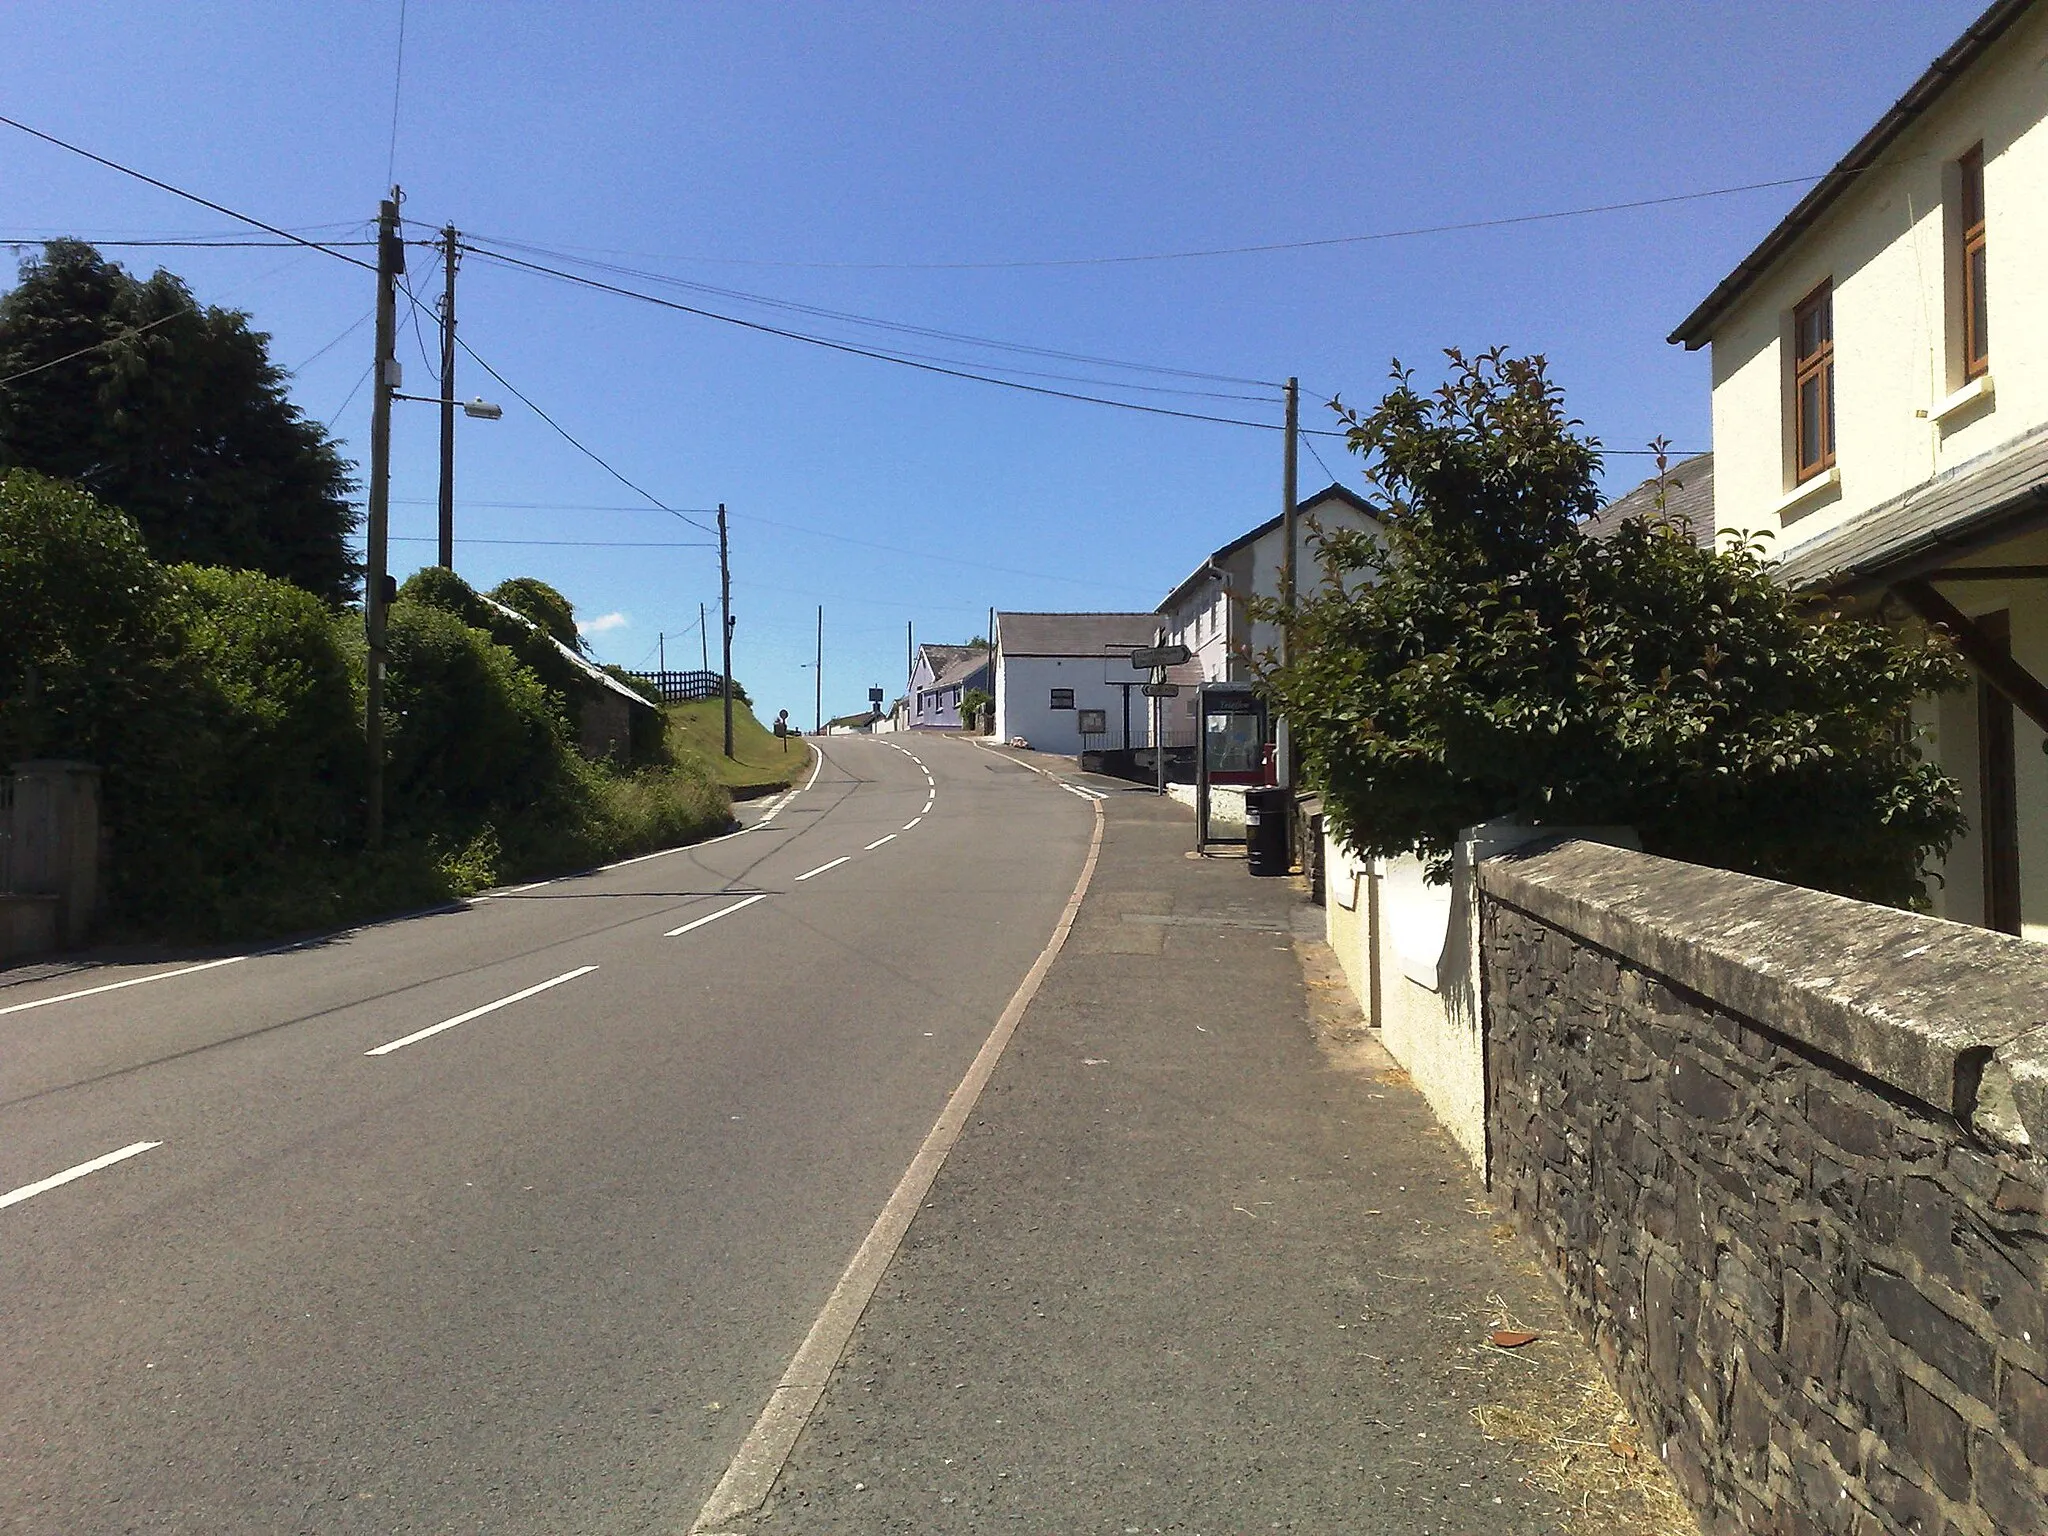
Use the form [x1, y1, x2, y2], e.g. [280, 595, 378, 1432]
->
[390, 384, 503, 569]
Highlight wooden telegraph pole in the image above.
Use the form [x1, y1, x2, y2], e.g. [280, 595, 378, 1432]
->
[365, 192, 404, 849]
[718, 504, 734, 759]
[1279, 375, 1299, 791]
[436, 225, 458, 570]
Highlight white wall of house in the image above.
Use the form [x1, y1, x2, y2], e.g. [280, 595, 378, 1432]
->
[1708, 5, 2048, 549]
[1239, 501, 1380, 671]
[1160, 579, 1233, 683]
[995, 654, 1146, 752]
[1698, 7, 2048, 940]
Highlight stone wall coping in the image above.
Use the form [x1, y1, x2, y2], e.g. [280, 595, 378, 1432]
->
[1478, 838, 2048, 1135]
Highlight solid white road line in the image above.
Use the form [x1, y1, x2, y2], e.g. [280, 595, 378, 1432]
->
[793, 857, 851, 882]
[902, 816, 922, 830]
[665, 893, 770, 937]
[863, 834, 898, 851]
[1, 1141, 162, 1211]
[761, 743, 828, 822]
[364, 966, 599, 1057]
[0, 956, 245, 1019]
[691, 796, 1108, 1535]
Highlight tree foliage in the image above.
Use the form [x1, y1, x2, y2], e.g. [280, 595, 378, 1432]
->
[489, 576, 583, 652]
[1257, 350, 1969, 908]
[0, 240, 358, 601]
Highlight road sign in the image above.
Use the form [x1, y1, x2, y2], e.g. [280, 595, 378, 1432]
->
[1077, 708, 1108, 734]
[1142, 682, 1181, 698]
[868, 686, 884, 705]
[1131, 644, 1192, 670]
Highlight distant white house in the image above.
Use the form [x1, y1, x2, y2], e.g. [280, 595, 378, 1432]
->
[992, 612, 1161, 753]
[1156, 483, 1382, 684]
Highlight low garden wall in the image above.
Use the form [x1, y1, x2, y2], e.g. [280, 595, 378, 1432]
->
[1478, 838, 2048, 1536]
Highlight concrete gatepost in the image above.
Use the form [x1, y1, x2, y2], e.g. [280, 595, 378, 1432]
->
[10, 761, 101, 947]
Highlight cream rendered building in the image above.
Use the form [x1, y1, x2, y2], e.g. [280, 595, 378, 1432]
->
[1672, 0, 2048, 940]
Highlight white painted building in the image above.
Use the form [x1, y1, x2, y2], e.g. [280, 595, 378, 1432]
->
[1156, 483, 1382, 684]
[1670, 0, 2048, 938]
[991, 612, 1160, 754]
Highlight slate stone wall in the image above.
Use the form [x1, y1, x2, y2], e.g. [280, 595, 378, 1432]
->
[1476, 839, 2048, 1536]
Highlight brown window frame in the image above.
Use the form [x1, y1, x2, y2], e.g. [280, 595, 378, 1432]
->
[1792, 282, 1836, 483]
[1960, 145, 1989, 380]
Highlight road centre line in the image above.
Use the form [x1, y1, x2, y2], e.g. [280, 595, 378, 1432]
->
[922, 799, 934, 813]
[863, 834, 897, 850]
[365, 966, 599, 1056]
[692, 796, 1107, 1534]
[902, 816, 922, 830]
[794, 857, 851, 882]
[0, 956, 245, 1019]
[665, 893, 770, 937]
[2, 1141, 162, 1212]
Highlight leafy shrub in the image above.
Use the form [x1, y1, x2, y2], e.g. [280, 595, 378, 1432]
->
[489, 576, 582, 651]
[1258, 350, 1968, 908]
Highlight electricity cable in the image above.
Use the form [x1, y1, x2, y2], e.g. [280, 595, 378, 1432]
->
[386, 0, 408, 187]
[0, 115, 377, 273]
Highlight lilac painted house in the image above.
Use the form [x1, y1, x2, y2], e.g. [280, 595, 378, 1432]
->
[908, 643, 992, 731]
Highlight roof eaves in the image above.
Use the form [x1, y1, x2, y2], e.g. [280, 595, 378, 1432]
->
[1668, 0, 2037, 350]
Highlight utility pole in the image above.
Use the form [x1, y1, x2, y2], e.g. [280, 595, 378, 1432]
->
[658, 631, 665, 675]
[1279, 375, 1299, 792]
[814, 605, 824, 736]
[718, 504, 734, 758]
[700, 603, 709, 672]
[986, 606, 995, 739]
[365, 191, 404, 850]
[436, 225, 458, 569]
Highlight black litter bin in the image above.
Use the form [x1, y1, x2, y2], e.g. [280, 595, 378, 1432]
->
[1244, 786, 1291, 876]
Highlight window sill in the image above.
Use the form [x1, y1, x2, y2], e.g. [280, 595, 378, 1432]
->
[1928, 373, 1995, 427]
[1775, 466, 1841, 520]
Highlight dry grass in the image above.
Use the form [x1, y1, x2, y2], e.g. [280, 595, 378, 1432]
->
[1471, 1296, 1701, 1536]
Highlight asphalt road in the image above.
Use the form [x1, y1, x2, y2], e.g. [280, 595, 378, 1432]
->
[0, 736, 1094, 1535]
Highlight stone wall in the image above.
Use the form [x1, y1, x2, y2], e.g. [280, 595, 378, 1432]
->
[1478, 839, 2048, 1536]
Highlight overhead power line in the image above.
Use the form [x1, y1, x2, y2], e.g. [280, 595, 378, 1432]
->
[429, 306, 719, 536]
[389, 536, 718, 549]
[0, 116, 377, 273]
[464, 245, 1300, 434]
[459, 232, 1279, 391]
[498, 171, 1849, 272]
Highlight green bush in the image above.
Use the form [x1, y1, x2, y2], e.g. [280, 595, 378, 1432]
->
[1259, 351, 1968, 908]
[489, 575, 581, 651]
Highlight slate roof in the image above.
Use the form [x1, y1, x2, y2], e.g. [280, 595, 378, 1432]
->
[479, 595, 658, 711]
[1670, 0, 2037, 348]
[1159, 483, 1379, 614]
[1582, 453, 1717, 550]
[996, 612, 1160, 657]
[1773, 423, 2048, 591]
[930, 648, 992, 690]
[918, 642, 982, 681]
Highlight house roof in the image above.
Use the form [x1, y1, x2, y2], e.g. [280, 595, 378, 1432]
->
[1581, 453, 1717, 550]
[930, 648, 992, 690]
[478, 594, 658, 711]
[996, 611, 1160, 657]
[917, 642, 981, 679]
[1669, 0, 2038, 349]
[1772, 422, 2048, 591]
[1158, 482, 1379, 614]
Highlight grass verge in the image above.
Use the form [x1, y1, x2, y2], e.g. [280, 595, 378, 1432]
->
[665, 698, 813, 791]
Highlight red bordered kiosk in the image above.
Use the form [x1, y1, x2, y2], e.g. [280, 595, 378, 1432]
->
[1194, 680, 1271, 853]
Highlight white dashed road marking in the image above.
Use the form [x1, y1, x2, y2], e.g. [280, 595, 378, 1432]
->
[864, 835, 898, 851]
[0, 957, 245, 1019]
[794, 857, 851, 882]
[366, 966, 599, 1056]
[2, 1141, 162, 1211]
[666, 893, 770, 938]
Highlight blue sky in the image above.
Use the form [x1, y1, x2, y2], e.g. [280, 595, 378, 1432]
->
[4, 2, 1985, 725]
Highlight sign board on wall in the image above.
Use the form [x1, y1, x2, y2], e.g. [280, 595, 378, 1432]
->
[1077, 708, 1108, 734]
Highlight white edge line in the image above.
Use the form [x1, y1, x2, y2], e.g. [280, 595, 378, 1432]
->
[691, 796, 1107, 1534]
[761, 742, 828, 822]
[1, 1140, 162, 1211]
[902, 816, 922, 830]
[863, 834, 898, 851]
[793, 856, 851, 882]
[365, 965, 599, 1056]
[0, 956, 245, 1019]
[665, 892, 770, 937]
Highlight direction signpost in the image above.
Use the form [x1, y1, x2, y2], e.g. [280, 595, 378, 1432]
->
[1130, 643, 1191, 671]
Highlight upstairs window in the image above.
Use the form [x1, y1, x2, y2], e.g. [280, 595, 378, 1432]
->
[1793, 282, 1835, 482]
[1960, 145, 1989, 379]
[1049, 688, 1075, 710]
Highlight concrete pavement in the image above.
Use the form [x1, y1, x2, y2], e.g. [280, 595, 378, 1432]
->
[735, 769, 1693, 1535]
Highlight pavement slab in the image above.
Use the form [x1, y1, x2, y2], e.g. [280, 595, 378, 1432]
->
[739, 784, 1694, 1536]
